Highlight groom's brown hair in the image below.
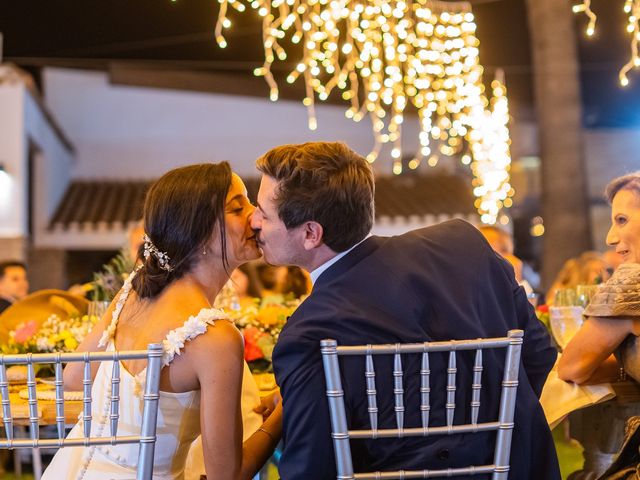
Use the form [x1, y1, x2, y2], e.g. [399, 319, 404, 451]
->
[256, 141, 374, 252]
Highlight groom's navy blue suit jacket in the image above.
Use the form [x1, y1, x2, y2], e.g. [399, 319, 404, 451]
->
[272, 219, 560, 480]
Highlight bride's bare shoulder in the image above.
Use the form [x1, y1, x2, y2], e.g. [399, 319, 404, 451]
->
[184, 319, 244, 370]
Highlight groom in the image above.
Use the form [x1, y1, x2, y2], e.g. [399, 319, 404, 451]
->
[250, 142, 560, 480]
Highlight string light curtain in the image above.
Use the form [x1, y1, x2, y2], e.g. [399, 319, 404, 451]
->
[573, 0, 640, 86]
[215, 0, 512, 223]
[470, 72, 514, 224]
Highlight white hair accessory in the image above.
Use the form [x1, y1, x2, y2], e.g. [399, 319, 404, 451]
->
[142, 234, 174, 272]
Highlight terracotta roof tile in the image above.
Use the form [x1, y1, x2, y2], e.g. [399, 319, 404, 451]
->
[49, 174, 475, 231]
[50, 181, 149, 230]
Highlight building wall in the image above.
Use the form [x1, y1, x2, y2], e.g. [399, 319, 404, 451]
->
[23, 92, 75, 234]
[0, 79, 27, 241]
[584, 129, 640, 250]
[38, 68, 640, 259]
[0, 66, 75, 291]
[584, 129, 640, 199]
[43, 68, 439, 179]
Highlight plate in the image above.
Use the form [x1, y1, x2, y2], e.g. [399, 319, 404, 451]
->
[18, 386, 83, 402]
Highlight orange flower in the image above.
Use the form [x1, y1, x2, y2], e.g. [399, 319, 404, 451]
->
[256, 305, 289, 327]
[243, 327, 265, 362]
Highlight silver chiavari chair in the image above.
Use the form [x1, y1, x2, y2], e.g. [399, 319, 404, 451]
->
[0, 343, 163, 480]
[320, 329, 524, 480]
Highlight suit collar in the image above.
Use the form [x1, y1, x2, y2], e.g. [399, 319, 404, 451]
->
[313, 236, 384, 288]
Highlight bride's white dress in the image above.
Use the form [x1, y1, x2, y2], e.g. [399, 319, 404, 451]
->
[42, 275, 262, 480]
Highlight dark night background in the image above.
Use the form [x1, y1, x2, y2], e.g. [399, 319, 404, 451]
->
[0, 0, 638, 127]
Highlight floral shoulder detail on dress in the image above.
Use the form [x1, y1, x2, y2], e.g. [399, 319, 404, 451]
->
[161, 308, 230, 367]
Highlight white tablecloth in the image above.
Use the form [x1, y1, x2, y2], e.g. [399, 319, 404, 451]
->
[540, 356, 616, 429]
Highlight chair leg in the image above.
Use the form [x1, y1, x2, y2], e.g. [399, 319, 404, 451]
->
[14, 449, 22, 477]
[32, 448, 42, 480]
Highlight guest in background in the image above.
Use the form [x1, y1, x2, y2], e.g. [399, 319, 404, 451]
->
[279, 266, 312, 298]
[478, 225, 513, 257]
[546, 251, 609, 306]
[256, 264, 311, 299]
[256, 264, 285, 297]
[578, 251, 610, 285]
[479, 226, 536, 296]
[127, 221, 145, 265]
[0, 260, 27, 474]
[67, 222, 144, 300]
[0, 261, 29, 314]
[559, 172, 640, 385]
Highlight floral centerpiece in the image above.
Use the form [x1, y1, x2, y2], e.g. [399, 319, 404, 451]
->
[2, 314, 99, 376]
[226, 294, 301, 372]
[535, 304, 550, 330]
[4, 314, 98, 354]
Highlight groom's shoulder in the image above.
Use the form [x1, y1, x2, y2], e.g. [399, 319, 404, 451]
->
[389, 219, 490, 257]
[278, 292, 342, 340]
[401, 218, 482, 242]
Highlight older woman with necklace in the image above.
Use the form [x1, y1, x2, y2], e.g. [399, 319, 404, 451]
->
[559, 172, 640, 385]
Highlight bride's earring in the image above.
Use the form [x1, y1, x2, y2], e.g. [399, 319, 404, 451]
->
[202, 247, 207, 256]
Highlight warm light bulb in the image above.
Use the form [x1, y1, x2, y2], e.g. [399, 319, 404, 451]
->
[213, 0, 512, 220]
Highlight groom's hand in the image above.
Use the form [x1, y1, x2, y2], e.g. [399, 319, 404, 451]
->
[254, 389, 282, 420]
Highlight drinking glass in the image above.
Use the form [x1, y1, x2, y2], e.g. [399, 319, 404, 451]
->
[554, 288, 577, 307]
[88, 300, 110, 320]
[576, 284, 599, 308]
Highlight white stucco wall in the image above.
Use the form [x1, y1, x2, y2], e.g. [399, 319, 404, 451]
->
[43, 68, 436, 179]
[0, 66, 75, 248]
[23, 92, 75, 234]
[36, 67, 640, 251]
[0, 80, 27, 237]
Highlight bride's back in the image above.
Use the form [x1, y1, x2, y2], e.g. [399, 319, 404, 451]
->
[112, 276, 214, 393]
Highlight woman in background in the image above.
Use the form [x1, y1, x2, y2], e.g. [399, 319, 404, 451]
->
[559, 172, 640, 385]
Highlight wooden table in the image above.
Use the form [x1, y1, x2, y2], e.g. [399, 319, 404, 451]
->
[0, 387, 83, 480]
[0, 374, 277, 479]
[1, 391, 83, 427]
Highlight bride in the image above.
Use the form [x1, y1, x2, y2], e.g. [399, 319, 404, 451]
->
[42, 162, 282, 480]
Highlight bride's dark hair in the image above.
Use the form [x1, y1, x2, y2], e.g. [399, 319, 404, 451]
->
[132, 162, 232, 299]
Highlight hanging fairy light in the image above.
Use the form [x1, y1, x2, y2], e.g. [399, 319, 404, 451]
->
[217, 0, 481, 162]
[214, 0, 513, 222]
[468, 70, 514, 225]
[620, 0, 640, 86]
[573, 0, 640, 86]
[572, 0, 596, 37]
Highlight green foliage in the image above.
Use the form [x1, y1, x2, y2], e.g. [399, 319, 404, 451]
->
[91, 247, 135, 302]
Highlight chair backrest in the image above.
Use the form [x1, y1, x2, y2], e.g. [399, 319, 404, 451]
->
[320, 329, 524, 480]
[0, 344, 163, 480]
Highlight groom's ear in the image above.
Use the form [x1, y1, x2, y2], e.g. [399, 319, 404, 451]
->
[301, 221, 324, 250]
